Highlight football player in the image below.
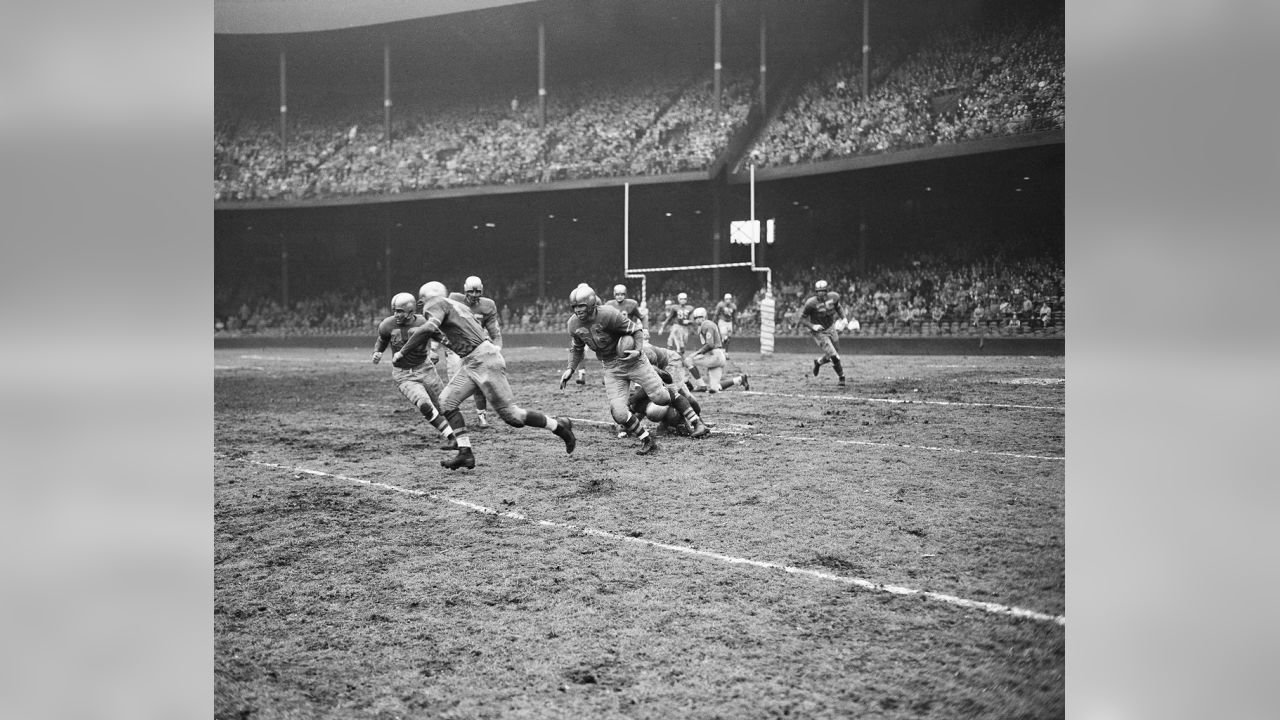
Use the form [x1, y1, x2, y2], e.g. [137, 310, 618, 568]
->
[371, 292, 457, 449]
[687, 307, 749, 393]
[712, 293, 737, 353]
[801, 280, 849, 386]
[397, 281, 576, 470]
[438, 275, 502, 428]
[628, 344, 712, 436]
[659, 291, 695, 356]
[561, 285, 709, 456]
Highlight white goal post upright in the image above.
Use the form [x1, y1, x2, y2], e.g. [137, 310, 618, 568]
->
[622, 174, 775, 355]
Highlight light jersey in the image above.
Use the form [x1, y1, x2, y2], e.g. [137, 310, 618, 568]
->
[451, 292, 502, 346]
[801, 292, 843, 330]
[693, 319, 724, 351]
[714, 300, 736, 323]
[401, 295, 491, 358]
[567, 304, 639, 363]
[605, 297, 643, 325]
[665, 303, 695, 327]
[374, 314, 433, 366]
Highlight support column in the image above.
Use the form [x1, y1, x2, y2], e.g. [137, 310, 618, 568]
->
[759, 10, 768, 114]
[538, 20, 547, 129]
[280, 234, 289, 309]
[279, 49, 288, 161]
[384, 40, 392, 146]
[713, 0, 723, 111]
[862, 0, 871, 99]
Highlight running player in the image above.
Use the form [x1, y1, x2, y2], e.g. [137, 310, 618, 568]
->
[397, 281, 576, 470]
[372, 292, 457, 449]
[801, 280, 849, 386]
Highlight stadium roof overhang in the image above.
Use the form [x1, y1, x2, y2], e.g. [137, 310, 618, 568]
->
[215, 0, 536, 35]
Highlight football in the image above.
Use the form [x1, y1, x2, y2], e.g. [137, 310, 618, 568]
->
[616, 334, 637, 354]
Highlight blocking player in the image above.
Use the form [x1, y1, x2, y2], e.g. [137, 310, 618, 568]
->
[629, 344, 712, 436]
[687, 307, 749, 393]
[372, 292, 457, 449]
[713, 293, 737, 353]
[397, 281, 576, 470]
[802, 280, 849, 386]
[560, 284, 709, 456]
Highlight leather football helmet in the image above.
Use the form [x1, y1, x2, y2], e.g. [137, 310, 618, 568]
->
[419, 281, 447, 303]
[391, 292, 416, 324]
[463, 275, 484, 304]
[569, 285, 599, 321]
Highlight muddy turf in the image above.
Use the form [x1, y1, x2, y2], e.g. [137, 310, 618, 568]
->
[215, 343, 1065, 719]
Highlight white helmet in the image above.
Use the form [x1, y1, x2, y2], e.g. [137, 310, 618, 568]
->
[814, 280, 829, 292]
[724, 293, 733, 302]
[419, 281, 447, 303]
[464, 275, 483, 294]
[389, 292, 414, 325]
[692, 307, 707, 322]
[613, 284, 627, 298]
[677, 292, 688, 304]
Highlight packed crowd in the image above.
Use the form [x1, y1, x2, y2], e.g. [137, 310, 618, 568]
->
[215, 9, 1062, 203]
[215, 66, 756, 202]
[215, 255, 1064, 338]
[743, 12, 1063, 168]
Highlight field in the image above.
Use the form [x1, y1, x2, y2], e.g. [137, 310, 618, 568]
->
[215, 342, 1065, 719]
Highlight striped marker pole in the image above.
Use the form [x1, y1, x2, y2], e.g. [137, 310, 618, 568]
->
[760, 290, 775, 355]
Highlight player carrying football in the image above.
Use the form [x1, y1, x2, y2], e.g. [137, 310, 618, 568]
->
[561, 284, 709, 456]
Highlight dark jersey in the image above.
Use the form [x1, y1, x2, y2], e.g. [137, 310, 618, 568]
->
[374, 314, 432, 366]
[402, 295, 491, 358]
[801, 292, 843, 330]
[567, 304, 641, 364]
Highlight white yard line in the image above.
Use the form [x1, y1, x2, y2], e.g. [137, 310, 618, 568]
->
[229, 457, 1065, 627]
[742, 390, 1063, 412]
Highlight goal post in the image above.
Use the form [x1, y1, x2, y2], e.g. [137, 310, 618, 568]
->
[623, 174, 776, 355]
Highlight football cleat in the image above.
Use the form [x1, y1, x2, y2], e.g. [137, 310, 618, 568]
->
[441, 447, 475, 470]
[812, 359, 821, 377]
[741, 374, 750, 391]
[838, 376, 847, 387]
[636, 435, 659, 455]
[693, 385, 708, 392]
[690, 423, 711, 439]
[553, 417, 576, 454]
[476, 413, 490, 429]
